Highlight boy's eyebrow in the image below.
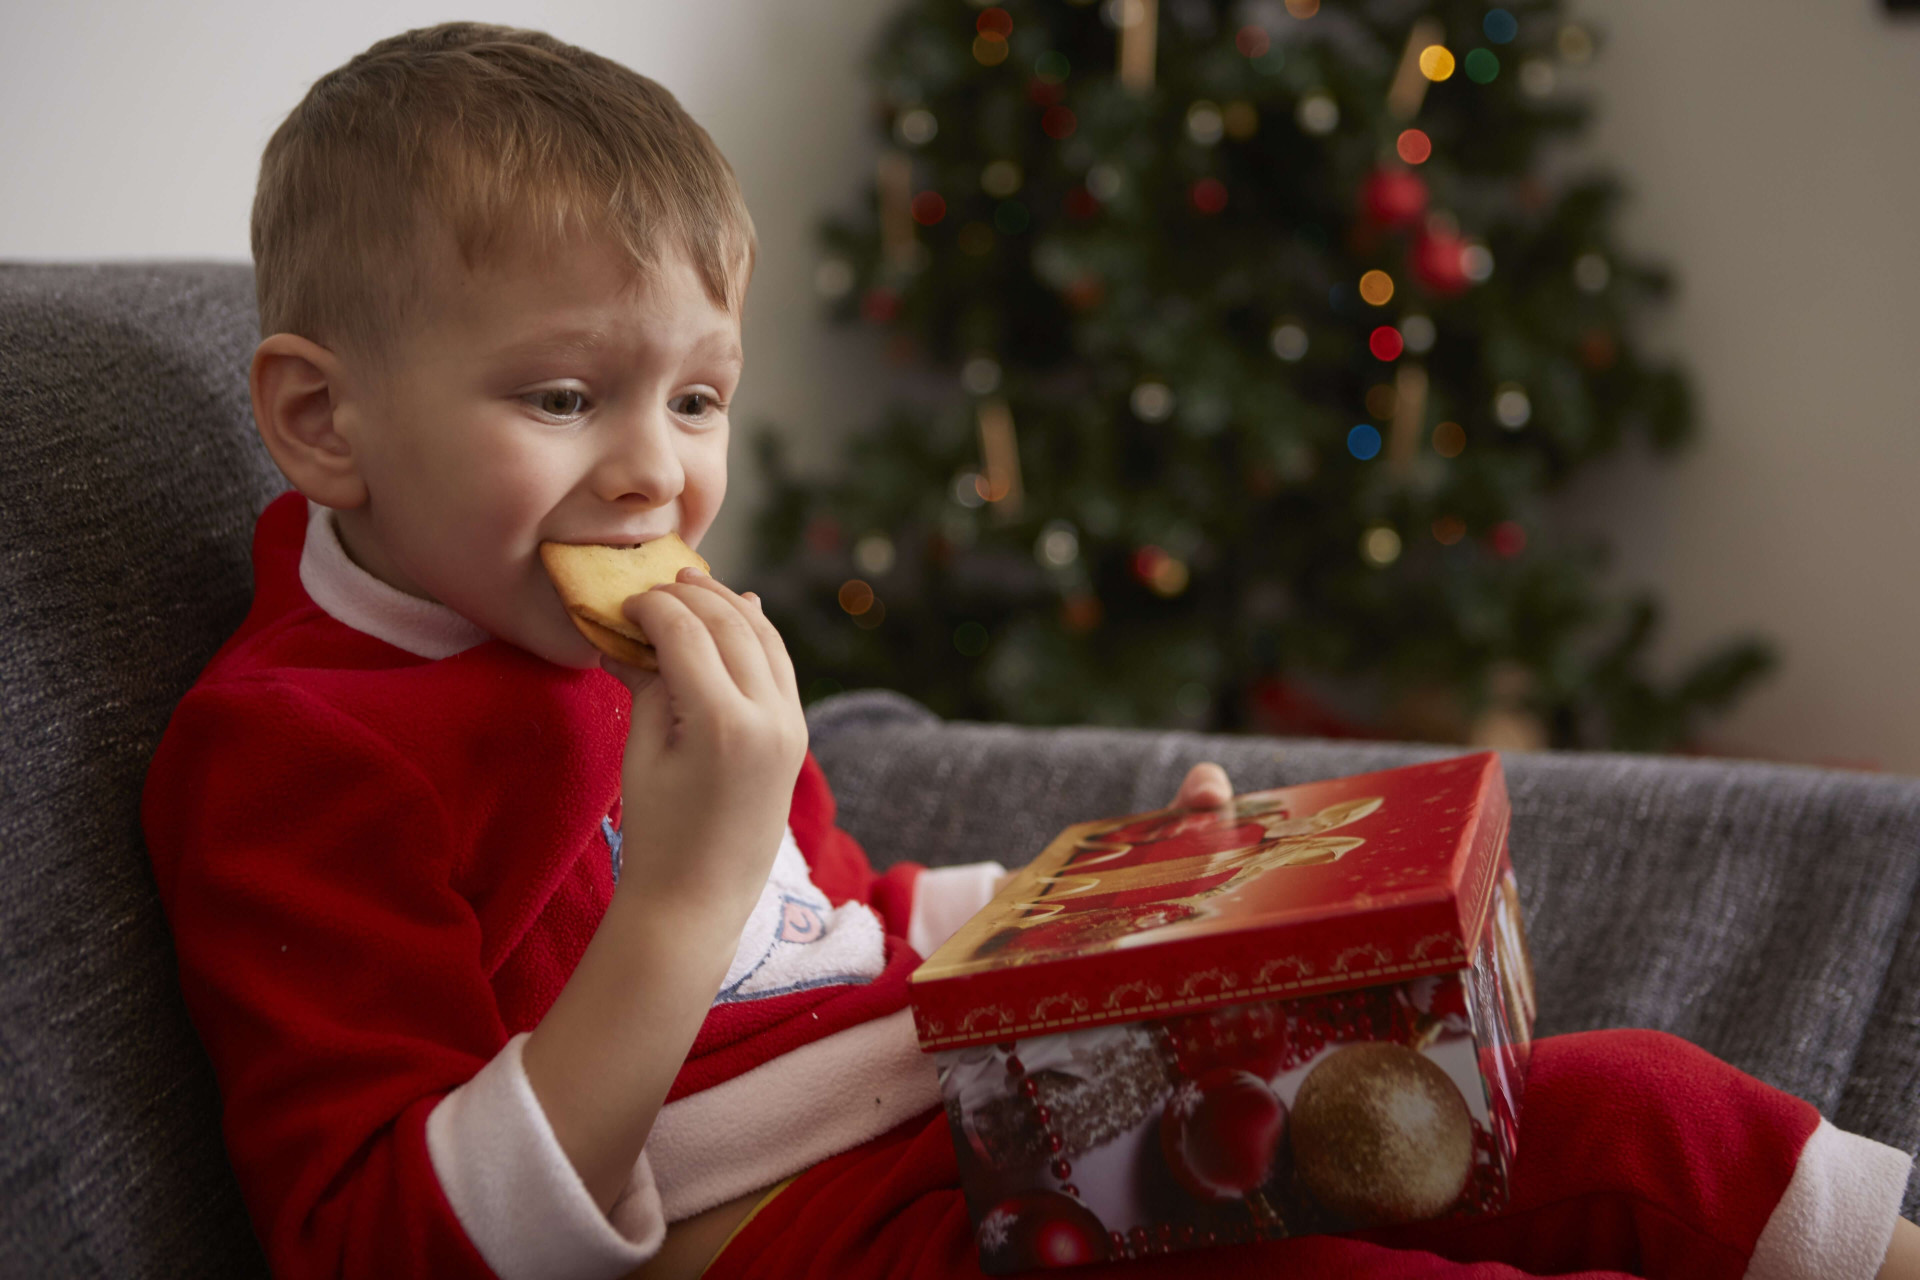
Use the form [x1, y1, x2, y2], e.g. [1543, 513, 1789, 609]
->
[492, 327, 743, 370]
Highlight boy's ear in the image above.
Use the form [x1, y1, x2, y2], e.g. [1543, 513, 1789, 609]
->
[249, 333, 368, 509]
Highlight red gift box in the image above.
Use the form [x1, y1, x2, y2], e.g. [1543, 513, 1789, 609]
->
[910, 752, 1536, 1272]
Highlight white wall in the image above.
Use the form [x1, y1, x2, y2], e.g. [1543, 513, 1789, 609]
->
[4, 0, 1917, 770]
[1568, 0, 1920, 771]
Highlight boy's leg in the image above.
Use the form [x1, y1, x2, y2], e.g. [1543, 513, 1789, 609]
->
[1363, 1029, 1914, 1280]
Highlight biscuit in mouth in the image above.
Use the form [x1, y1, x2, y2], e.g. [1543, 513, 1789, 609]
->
[538, 534, 711, 669]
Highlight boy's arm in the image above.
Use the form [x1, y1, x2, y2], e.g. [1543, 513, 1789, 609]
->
[144, 680, 541, 1280]
[521, 573, 808, 1221]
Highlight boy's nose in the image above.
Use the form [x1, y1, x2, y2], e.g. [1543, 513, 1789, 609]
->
[594, 404, 685, 508]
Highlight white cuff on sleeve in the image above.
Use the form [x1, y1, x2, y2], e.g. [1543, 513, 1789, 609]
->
[1745, 1116, 1914, 1280]
[906, 861, 1008, 958]
[427, 1032, 665, 1280]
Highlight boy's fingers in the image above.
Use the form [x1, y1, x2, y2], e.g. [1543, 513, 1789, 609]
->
[622, 588, 739, 711]
[670, 571, 798, 704]
[734, 590, 801, 703]
[638, 575, 777, 704]
[1175, 762, 1233, 809]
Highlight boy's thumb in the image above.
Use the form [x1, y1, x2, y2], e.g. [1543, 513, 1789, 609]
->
[605, 655, 673, 737]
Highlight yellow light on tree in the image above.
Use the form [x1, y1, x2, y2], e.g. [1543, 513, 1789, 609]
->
[1418, 45, 1456, 81]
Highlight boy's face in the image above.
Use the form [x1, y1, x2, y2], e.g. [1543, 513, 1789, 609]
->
[328, 233, 742, 669]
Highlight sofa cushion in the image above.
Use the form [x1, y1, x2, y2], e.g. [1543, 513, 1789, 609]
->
[0, 263, 277, 1278]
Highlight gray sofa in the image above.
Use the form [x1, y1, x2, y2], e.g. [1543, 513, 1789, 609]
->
[1, 261, 1915, 1279]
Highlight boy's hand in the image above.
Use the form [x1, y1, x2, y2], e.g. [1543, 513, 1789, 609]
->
[598, 568, 807, 919]
[1173, 761, 1233, 809]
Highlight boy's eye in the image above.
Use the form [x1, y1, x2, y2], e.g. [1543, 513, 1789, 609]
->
[533, 388, 588, 418]
[673, 392, 723, 420]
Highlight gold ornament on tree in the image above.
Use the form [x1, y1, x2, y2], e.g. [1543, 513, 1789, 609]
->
[1117, 0, 1158, 92]
[1386, 363, 1430, 476]
[1386, 18, 1446, 120]
[1469, 661, 1548, 751]
[976, 397, 1025, 519]
[877, 149, 917, 273]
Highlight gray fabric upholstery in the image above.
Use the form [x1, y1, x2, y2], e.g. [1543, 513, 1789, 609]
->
[1, 262, 1914, 1279]
[807, 689, 1920, 1218]
[1, 263, 281, 1278]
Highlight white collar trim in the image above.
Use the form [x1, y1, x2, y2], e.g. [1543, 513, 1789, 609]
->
[297, 499, 489, 660]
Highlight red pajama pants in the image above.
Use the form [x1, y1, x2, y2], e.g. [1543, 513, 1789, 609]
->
[705, 1029, 1873, 1280]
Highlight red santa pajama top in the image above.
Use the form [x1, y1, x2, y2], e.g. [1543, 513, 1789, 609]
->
[141, 491, 1004, 1279]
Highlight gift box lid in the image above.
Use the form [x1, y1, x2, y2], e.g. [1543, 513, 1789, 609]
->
[910, 752, 1510, 1050]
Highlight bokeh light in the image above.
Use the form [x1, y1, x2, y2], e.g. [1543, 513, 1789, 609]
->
[953, 621, 990, 655]
[1034, 51, 1071, 83]
[1190, 178, 1228, 213]
[1270, 322, 1309, 361]
[981, 159, 1023, 197]
[1461, 243, 1495, 282]
[1042, 106, 1077, 138]
[977, 8, 1012, 38]
[1348, 424, 1382, 460]
[1490, 521, 1528, 558]
[838, 579, 876, 615]
[1464, 49, 1499, 83]
[1283, 0, 1319, 16]
[1131, 381, 1175, 421]
[1365, 383, 1397, 419]
[1035, 519, 1080, 567]
[1222, 101, 1260, 139]
[1358, 269, 1395, 305]
[1432, 515, 1467, 545]
[1396, 128, 1432, 164]
[910, 191, 946, 225]
[1418, 45, 1456, 81]
[1558, 24, 1594, 64]
[973, 36, 1010, 66]
[1483, 9, 1519, 43]
[1362, 525, 1402, 567]
[1186, 101, 1224, 145]
[1297, 93, 1339, 135]
[854, 533, 896, 575]
[894, 108, 937, 146]
[952, 471, 987, 508]
[1235, 25, 1271, 58]
[1369, 326, 1404, 360]
[1086, 164, 1123, 200]
[1494, 384, 1531, 429]
[1401, 314, 1436, 352]
[960, 355, 1002, 395]
[1432, 421, 1466, 457]
[1520, 59, 1556, 97]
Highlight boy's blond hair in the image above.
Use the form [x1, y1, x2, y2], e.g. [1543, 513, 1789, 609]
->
[252, 22, 756, 368]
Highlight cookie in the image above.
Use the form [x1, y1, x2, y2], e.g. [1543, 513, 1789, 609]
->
[538, 534, 711, 668]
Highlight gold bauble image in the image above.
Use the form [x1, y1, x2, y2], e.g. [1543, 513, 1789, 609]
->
[1289, 1042, 1474, 1225]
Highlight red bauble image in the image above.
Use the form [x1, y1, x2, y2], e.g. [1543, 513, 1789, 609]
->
[1361, 168, 1429, 229]
[976, 1191, 1112, 1270]
[1160, 1067, 1288, 1201]
[1411, 229, 1471, 297]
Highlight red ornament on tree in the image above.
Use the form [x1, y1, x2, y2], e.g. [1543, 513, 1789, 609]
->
[976, 1191, 1112, 1270]
[1411, 229, 1471, 297]
[1159, 1068, 1287, 1201]
[1360, 168, 1429, 229]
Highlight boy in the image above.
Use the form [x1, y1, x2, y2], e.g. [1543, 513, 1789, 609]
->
[141, 22, 1917, 1280]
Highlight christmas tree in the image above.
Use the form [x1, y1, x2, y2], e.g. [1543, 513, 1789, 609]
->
[748, 0, 1772, 751]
